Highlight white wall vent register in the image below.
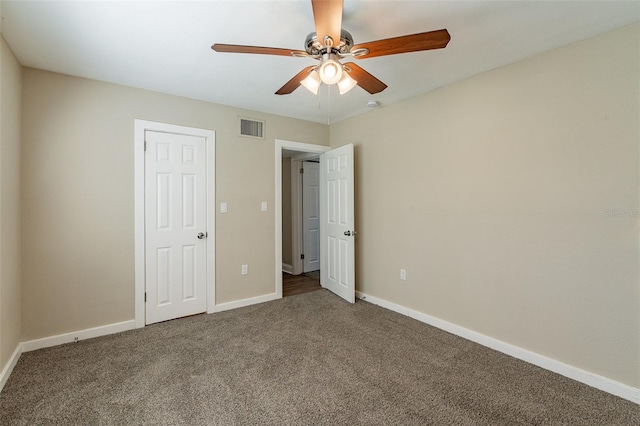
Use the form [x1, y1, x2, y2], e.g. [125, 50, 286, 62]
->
[239, 117, 265, 139]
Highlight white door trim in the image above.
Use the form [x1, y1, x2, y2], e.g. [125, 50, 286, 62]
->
[134, 120, 215, 328]
[275, 139, 330, 298]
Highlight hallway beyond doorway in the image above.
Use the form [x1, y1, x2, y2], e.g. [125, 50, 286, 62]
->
[282, 272, 321, 297]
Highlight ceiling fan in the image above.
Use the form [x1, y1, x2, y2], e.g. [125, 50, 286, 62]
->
[211, 0, 450, 96]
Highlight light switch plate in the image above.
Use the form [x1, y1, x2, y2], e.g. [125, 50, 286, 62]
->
[220, 202, 228, 213]
[241, 264, 248, 275]
[261, 201, 268, 212]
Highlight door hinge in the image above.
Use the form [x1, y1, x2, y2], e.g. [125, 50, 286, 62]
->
[300, 168, 304, 174]
[301, 254, 305, 260]
[144, 292, 147, 302]
[144, 140, 147, 151]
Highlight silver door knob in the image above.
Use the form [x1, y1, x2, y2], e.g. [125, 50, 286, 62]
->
[197, 232, 207, 239]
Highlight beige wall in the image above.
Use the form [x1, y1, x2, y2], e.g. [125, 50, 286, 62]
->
[21, 69, 328, 340]
[0, 35, 22, 369]
[331, 23, 640, 387]
[282, 157, 292, 266]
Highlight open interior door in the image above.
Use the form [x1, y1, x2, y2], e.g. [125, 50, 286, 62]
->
[320, 144, 355, 303]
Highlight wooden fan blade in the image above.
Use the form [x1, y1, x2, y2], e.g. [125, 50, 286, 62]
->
[352, 29, 450, 59]
[311, 0, 343, 48]
[275, 66, 316, 95]
[344, 62, 387, 94]
[212, 44, 305, 57]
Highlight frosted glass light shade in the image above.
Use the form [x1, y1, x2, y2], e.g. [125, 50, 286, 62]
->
[319, 59, 343, 85]
[300, 70, 321, 94]
[337, 72, 357, 94]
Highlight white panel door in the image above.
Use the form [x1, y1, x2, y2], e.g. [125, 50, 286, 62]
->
[145, 131, 207, 324]
[303, 161, 320, 272]
[320, 144, 355, 303]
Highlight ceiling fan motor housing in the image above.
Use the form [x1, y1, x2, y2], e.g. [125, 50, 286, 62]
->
[305, 29, 354, 56]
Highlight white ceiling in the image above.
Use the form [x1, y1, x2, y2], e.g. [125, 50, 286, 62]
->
[1, 1, 638, 124]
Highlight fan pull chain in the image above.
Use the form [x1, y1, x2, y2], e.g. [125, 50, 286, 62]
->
[327, 84, 331, 125]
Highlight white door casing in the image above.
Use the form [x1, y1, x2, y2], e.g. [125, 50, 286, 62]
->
[302, 161, 320, 272]
[145, 130, 207, 324]
[320, 144, 355, 303]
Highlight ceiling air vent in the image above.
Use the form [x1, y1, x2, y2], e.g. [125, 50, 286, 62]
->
[239, 117, 265, 139]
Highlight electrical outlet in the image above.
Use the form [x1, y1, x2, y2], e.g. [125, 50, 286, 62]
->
[400, 269, 407, 280]
[261, 201, 268, 212]
[241, 264, 248, 275]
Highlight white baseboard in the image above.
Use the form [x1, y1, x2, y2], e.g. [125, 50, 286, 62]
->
[282, 263, 294, 274]
[212, 292, 280, 313]
[21, 320, 137, 353]
[0, 343, 23, 393]
[356, 291, 640, 405]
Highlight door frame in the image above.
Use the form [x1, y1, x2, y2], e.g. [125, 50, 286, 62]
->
[134, 120, 216, 328]
[275, 139, 330, 298]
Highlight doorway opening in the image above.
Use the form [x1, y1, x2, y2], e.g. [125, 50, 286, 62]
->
[275, 140, 329, 299]
[283, 156, 321, 297]
[275, 139, 356, 303]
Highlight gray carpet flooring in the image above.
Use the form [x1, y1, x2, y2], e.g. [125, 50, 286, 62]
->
[1, 290, 638, 425]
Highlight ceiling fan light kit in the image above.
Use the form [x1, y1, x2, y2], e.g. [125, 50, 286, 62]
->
[300, 57, 357, 95]
[211, 0, 450, 96]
